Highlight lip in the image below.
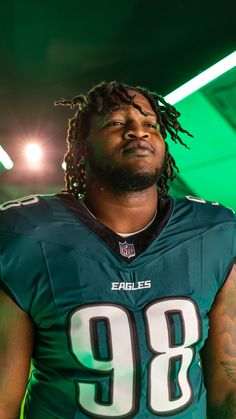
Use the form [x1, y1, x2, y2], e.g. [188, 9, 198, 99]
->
[122, 140, 154, 153]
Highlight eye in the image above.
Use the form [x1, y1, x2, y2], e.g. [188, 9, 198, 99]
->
[146, 122, 158, 129]
[108, 121, 124, 126]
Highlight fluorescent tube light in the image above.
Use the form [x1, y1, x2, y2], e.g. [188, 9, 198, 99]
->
[0, 145, 14, 169]
[164, 51, 236, 104]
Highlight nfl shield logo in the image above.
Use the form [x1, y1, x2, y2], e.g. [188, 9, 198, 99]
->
[119, 241, 136, 259]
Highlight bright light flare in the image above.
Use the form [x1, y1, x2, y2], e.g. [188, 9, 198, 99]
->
[25, 143, 42, 164]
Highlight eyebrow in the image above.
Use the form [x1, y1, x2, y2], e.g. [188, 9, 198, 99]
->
[105, 107, 157, 119]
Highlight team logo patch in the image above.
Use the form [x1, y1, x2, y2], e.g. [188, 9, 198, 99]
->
[119, 241, 136, 258]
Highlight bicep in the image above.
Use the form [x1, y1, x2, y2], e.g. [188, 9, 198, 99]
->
[0, 289, 34, 415]
[202, 264, 236, 407]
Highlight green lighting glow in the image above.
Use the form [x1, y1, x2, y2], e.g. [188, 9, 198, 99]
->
[0, 145, 14, 169]
[164, 51, 236, 104]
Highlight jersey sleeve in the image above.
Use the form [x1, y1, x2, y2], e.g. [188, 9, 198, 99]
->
[185, 197, 236, 289]
[0, 232, 45, 313]
[0, 194, 55, 313]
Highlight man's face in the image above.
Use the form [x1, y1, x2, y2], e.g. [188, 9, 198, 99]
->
[83, 91, 166, 193]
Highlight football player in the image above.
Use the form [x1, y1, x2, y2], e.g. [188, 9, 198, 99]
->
[0, 81, 236, 418]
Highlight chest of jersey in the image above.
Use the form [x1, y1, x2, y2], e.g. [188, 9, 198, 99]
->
[26, 227, 216, 418]
[1, 195, 235, 418]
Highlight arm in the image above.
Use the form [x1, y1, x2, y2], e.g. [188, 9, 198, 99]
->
[0, 289, 34, 419]
[201, 264, 236, 418]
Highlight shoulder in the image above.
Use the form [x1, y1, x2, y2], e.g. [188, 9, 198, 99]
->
[0, 194, 60, 236]
[169, 196, 236, 285]
[0, 193, 57, 212]
[169, 195, 236, 255]
[0, 193, 58, 211]
[172, 195, 236, 226]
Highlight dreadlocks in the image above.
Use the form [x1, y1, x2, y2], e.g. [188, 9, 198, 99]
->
[55, 81, 193, 198]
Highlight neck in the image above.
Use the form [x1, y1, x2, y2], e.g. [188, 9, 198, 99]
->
[83, 180, 158, 234]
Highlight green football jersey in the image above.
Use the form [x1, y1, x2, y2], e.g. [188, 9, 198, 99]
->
[0, 193, 235, 418]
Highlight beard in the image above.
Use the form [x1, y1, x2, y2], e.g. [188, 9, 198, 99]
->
[86, 154, 166, 194]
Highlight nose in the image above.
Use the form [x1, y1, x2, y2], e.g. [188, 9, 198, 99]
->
[123, 122, 150, 141]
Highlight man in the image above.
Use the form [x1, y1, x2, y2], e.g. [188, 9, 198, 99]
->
[0, 81, 236, 418]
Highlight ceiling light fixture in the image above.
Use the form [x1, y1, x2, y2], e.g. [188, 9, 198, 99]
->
[164, 51, 236, 104]
[0, 145, 14, 169]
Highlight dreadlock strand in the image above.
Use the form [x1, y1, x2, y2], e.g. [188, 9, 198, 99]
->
[54, 98, 73, 107]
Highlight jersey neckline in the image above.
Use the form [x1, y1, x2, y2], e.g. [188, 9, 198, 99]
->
[57, 193, 174, 264]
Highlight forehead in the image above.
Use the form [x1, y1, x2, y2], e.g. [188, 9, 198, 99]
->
[126, 89, 155, 114]
[102, 89, 156, 116]
[106, 89, 156, 117]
